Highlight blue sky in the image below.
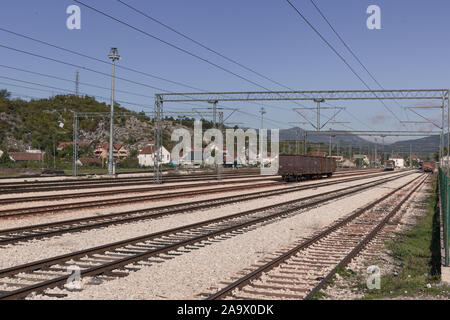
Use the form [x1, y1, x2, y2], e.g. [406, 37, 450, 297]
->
[0, 0, 448, 142]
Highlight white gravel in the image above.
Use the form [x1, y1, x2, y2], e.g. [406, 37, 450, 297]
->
[26, 172, 421, 300]
[0, 171, 402, 231]
[0, 173, 419, 296]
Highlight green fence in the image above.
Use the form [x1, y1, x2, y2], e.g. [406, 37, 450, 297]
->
[439, 167, 450, 266]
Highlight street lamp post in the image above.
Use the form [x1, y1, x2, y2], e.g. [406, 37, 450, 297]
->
[108, 48, 120, 175]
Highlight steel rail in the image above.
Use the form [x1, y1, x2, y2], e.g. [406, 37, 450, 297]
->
[0, 176, 279, 204]
[0, 171, 393, 219]
[0, 172, 415, 299]
[0, 173, 267, 193]
[0, 171, 407, 245]
[206, 174, 425, 300]
[0, 169, 377, 193]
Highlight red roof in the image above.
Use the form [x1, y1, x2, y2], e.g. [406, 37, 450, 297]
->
[96, 143, 123, 151]
[9, 152, 45, 161]
[139, 145, 156, 155]
[57, 141, 91, 149]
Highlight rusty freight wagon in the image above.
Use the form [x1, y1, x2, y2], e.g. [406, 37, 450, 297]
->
[278, 155, 337, 181]
[422, 161, 436, 173]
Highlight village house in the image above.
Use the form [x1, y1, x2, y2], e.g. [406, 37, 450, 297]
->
[137, 141, 171, 167]
[94, 143, 128, 160]
[9, 152, 45, 162]
[389, 154, 405, 168]
[341, 158, 356, 168]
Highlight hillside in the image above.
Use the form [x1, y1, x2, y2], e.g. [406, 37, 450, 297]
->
[0, 94, 195, 154]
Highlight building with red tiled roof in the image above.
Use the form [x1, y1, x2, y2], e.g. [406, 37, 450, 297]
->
[137, 141, 170, 167]
[94, 143, 128, 160]
[9, 152, 45, 162]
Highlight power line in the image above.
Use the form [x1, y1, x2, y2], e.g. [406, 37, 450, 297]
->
[0, 76, 155, 110]
[0, 27, 205, 92]
[109, 0, 358, 126]
[116, 0, 294, 91]
[0, 64, 155, 100]
[284, 0, 405, 125]
[73, 0, 277, 91]
[308, 0, 409, 129]
[0, 32, 307, 117]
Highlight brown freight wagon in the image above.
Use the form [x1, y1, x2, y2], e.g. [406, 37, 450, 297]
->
[278, 155, 337, 181]
[422, 161, 436, 173]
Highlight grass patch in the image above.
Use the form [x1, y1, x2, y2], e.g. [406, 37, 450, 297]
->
[364, 175, 450, 299]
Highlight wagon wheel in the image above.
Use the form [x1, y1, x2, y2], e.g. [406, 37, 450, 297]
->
[296, 174, 302, 182]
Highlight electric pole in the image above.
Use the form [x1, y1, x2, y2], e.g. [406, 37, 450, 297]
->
[260, 107, 266, 169]
[75, 71, 79, 97]
[108, 48, 120, 175]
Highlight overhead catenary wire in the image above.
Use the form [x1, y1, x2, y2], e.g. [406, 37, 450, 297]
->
[284, 0, 406, 126]
[0, 64, 155, 100]
[116, 0, 295, 91]
[72, 0, 279, 92]
[308, 0, 410, 130]
[0, 27, 205, 92]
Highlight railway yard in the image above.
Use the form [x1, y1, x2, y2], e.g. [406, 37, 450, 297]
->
[0, 167, 436, 300]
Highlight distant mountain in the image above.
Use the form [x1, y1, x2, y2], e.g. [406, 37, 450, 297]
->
[280, 127, 442, 158]
[387, 135, 444, 157]
[280, 127, 377, 148]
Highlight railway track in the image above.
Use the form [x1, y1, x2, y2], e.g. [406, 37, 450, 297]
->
[0, 171, 399, 220]
[0, 173, 267, 194]
[206, 173, 426, 300]
[0, 176, 280, 205]
[0, 169, 380, 195]
[0, 171, 416, 299]
[0, 169, 384, 205]
[0, 171, 410, 245]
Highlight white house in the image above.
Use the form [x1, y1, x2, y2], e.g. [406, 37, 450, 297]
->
[389, 155, 405, 168]
[138, 141, 171, 167]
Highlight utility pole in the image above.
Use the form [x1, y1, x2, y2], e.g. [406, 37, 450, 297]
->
[218, 111, 223, 181]
[303, 131, 307, 155]
[108, 48, 120, 175]
[75, 71, 79, 97]
[296, 129, 300, 155]
[329, 135, 332, 157]
[410, 144, 412, 168]
[260, 107, 266, 169]
[73, 112, 78, 177]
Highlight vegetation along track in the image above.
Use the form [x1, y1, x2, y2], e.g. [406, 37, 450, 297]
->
[206, 173, 427, 300]
[0, 171, 400, 220]
[0, 171, 410, 245]
[0, 171, 416, 299]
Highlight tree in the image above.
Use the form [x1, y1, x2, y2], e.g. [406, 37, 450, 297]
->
[0, 89, 11, 99]
[0, 149, 13, 167]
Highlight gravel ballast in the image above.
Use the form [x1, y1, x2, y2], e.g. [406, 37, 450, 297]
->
[14, 172, 423, 300]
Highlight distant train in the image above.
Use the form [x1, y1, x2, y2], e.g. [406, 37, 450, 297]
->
[278, 155, 336, 182]
[421, 161, 436, 173]
[384, 160, 395, 171]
